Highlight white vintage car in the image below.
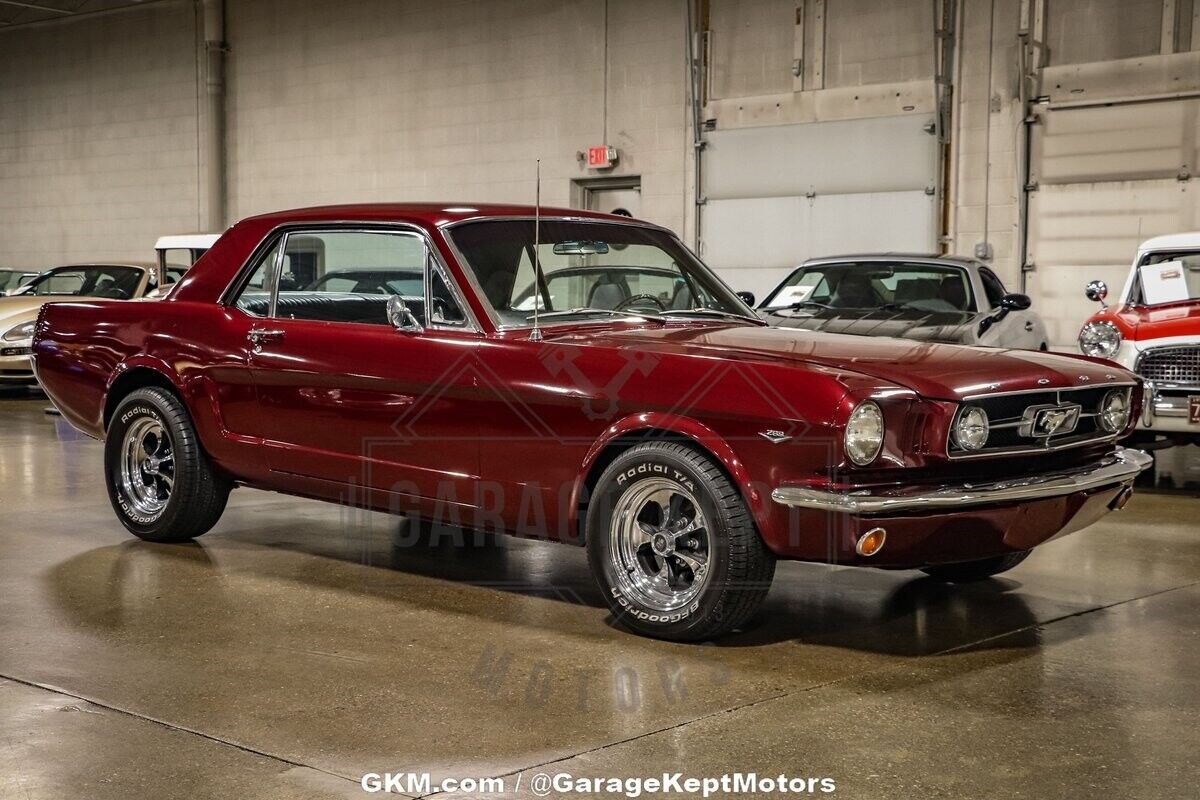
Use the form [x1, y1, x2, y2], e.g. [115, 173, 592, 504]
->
[148, 233, 221, 297]
[1079, 232, 1200, 448]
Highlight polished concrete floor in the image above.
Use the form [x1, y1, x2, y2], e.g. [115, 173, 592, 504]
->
[1, 391, 1198, 799]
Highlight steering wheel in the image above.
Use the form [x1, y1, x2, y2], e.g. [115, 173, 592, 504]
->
[613, 293, 668, 313]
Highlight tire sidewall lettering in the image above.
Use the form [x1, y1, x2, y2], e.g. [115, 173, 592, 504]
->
[603, 457, 709, 628]
[113, 403, 169, 526]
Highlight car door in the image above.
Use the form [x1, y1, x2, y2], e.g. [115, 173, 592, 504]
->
[978, 267, 1038, 349]
[229, 226, 482, 505]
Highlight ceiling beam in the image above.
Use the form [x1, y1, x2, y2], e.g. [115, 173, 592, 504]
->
[0, 1, 72, 14]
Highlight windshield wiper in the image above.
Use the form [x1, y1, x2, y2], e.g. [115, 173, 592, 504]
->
[763, 300, 830, 314]
[525, 308, 665, 323]
[660, 308, 764, 324]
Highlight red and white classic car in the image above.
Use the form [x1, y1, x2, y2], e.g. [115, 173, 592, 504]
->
[1079, 233, 1200, 448]
[33, 204, 1151, 640]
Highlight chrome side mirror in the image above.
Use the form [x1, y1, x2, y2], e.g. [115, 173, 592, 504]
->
[1085, 280, 1108, 306]
[387, 295, 423, 334]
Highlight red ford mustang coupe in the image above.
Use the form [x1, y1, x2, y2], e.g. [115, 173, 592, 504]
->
[33, 204, 1151, 640]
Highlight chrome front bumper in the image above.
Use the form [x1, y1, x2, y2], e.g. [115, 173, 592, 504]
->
[772, 447, 1153, 514]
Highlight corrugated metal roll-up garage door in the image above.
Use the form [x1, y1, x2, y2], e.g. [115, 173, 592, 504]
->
[1026, 99, 1200, 346]
[699, 114, 939, 299]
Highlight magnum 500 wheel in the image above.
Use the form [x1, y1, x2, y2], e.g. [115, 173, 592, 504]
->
[104, 387, 230, 542]
[586, 441, 776, 641]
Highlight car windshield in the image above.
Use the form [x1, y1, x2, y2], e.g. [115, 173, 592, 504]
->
[448, 219, 753, 327]
[26, 266, 143, 299]
[305, 269, 423, 296]
[761, 262, 976, 313]
[0, 270, 32, 292]
[1134, 251, 1200, 306]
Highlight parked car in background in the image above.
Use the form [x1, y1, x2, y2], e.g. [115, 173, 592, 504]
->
[33, 204, 1149, 640]
[0, 263, 153, 384]
[758, 254, 1049, 350]
[149, 233, 221, 297]
[0, 269, 39, 296]
[1080, 233, 1200, 448]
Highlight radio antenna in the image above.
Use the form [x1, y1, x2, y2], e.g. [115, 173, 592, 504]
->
[530, 158, 544, 342]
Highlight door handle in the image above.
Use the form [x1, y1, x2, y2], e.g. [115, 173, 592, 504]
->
[248, 328, 285, 350]
[1024, 321, 1035, 332]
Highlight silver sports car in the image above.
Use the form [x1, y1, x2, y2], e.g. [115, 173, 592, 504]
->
[757, 254, 1049, 351]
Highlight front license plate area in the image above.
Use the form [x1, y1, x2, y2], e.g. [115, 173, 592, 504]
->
[1190, 396, 1200, 424]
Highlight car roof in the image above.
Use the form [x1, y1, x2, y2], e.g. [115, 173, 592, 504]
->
[239, 203, 668, 230]
[1138, 232, 1200, 251]
[155, 234, 222, 249]
[800, 253, 979, 268]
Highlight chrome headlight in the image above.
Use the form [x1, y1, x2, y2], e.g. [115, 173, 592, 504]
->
[1078, 321, 1122, 358]
[953, 405, 990, 452]
[845, 401, 884, 466]
[1, 321, 35, 342]
[1098, 388, 1131, 433]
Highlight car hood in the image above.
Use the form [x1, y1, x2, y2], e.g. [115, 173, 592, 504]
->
[554, 323, 1127, 401]
[761, 306, 983, 344]
[0, 296, 93, 332]
[1110, 301, 1200, 341]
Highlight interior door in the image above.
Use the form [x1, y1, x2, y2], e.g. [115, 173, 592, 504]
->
[234, 228, 482, 503]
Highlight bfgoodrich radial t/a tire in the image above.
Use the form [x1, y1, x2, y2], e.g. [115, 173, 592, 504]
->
[586, 441, 776, 641]
[104, 387, 230, 542]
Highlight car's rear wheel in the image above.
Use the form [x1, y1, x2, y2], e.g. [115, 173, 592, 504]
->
[920, 551, 1030, 582]
[586, 441, 775, 641]
[104, 387, 229, 542]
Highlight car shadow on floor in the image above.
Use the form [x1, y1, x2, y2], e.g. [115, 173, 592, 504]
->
[42, 515, 1060, 658]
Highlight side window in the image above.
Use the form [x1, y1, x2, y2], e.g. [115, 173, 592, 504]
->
[233, 240, 281, 318]
[232, 229, 468, 328]
[430, 267, 467, 326]
[979, 269, 1007, 308]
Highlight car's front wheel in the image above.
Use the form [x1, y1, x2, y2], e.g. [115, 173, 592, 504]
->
[921, 551, 1030, 582]
[586, 441, 776, 641]
[104, 387, 230, 542]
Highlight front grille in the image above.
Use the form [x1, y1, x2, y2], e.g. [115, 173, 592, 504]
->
[949, 384, 1132, 458]
[0, 346, 32, 357]
[1137, 346, 1200, 387]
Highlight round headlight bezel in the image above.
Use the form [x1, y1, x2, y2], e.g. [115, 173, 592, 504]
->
[844, 401, 885, 466]
[1098, 388, 1131, 433]
[1, 321, 35, 342]
[952, 405, 991, 452]
[1078, 320, 1122, 358]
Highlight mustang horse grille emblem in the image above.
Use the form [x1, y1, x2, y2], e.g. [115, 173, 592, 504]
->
[1020, 403, 1082, 439]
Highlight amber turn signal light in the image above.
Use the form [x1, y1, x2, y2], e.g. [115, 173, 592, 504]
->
[856, 527, 887, 557]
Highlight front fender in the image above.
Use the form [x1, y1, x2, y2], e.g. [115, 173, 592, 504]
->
[569, 411, 771, 545]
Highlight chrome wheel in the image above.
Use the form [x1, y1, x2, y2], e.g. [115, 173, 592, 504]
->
[610, 477, 711, 613]
[119, 416, 175, 518]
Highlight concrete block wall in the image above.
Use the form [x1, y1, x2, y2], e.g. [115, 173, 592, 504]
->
[824, 0, 934, 88]
[225, 0, 688, 234]
[0, 1, 200, 266]
[947, 0, 1024, 286]
[0, 0, 690, 268]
